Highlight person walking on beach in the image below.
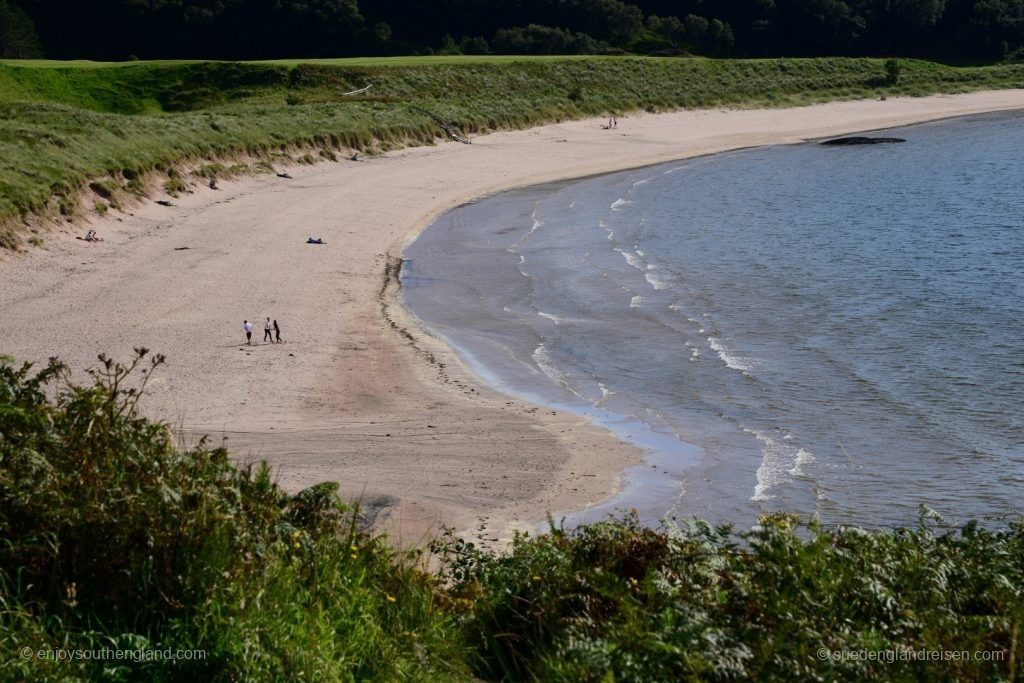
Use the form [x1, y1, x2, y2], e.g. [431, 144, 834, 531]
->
[243, 320, 253, 345]
[273, 319, 281, 343]
[264, 317, 273, 343]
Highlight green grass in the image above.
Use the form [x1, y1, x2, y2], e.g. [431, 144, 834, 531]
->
[1, 56, 1023, 248]
[1, 352, 1022, 680]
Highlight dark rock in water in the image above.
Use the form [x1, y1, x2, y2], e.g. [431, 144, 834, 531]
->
[821, 136, 906, 146]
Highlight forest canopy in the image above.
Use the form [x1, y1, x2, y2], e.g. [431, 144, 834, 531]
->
[3, 0, 1024, 62]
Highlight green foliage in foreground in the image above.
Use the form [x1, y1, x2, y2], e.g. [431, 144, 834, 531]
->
[2, 56, 1024, 248]
[0, 352, 469, 681]
[438, 514, 1024, 680]
[1, 353, 1023, 680]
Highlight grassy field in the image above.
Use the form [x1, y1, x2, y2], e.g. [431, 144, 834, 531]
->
[1, 56, 1024, 248]
[2, 353, 1022, 680]
[0, 55, 643, 68]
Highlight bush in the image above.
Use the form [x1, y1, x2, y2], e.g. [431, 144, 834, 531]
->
[0, 352, 469, 680]
[886, 58, 902, 84]
[436, 512, 1024, 680]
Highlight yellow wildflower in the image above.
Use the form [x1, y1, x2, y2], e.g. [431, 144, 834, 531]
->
[386, 594, 397, 603]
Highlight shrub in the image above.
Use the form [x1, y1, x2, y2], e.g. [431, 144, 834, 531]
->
[886, 58, 902, 84]
[437, 512, 1024, 680]
[163, 177, 187, 196]
[0, 352, 470, 680]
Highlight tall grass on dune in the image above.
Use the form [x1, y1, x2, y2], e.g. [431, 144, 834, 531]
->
[2, 56, 1024, 248]
[1, 352, 1022, 680]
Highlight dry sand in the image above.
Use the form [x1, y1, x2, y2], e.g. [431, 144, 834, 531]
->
[3, 90, 1024, 548]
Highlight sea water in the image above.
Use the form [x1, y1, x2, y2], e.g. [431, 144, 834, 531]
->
[401, 112, 1024, 528]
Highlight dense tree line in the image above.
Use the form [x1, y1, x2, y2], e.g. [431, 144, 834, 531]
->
[4, 0, 1023, 61]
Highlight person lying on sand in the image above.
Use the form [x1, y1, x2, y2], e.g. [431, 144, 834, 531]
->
[306, 237, 325, 244]
[77, 230, 103, 242]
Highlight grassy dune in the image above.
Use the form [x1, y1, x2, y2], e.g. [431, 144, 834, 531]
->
[2, 56, 1024, 248]
[1, 354, 1022, 680]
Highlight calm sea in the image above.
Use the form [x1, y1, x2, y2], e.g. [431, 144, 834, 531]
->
[401, 112, 1024, 528]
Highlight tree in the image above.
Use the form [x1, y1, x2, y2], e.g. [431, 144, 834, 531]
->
[0, 0, 43, 58]
[493, 24, 599, 54]
[459, 35, 490, 54]
[437, 33, 462, 54]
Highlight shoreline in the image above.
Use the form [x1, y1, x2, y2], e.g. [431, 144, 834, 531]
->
[3, 91, 1024, 548]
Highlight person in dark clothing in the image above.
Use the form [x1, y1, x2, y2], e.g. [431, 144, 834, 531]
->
[274, 319, 281, 343]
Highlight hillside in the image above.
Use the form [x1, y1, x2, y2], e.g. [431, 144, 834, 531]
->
[2, 55, 1023, 249]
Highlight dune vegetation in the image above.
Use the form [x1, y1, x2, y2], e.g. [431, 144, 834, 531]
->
[1, 351, 1022, 680]
[2, 56, 1024, 248]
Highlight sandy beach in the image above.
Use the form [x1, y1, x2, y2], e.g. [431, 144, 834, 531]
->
[3, 90, 1024, 547]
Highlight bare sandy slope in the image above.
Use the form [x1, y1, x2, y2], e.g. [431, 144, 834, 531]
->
[3, 91, 1023, 547]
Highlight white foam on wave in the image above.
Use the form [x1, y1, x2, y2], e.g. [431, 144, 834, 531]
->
[789, 448, 816, 477]
[610, 198, 630, 210]
[645, 272, 667, 290]
[663, 164, 689, 175]
[751, 434, 789, 501]
[532, 344, 588, 402]
[595, 382, 615, 406]
[630, 295, 646, 308]
[537, 311, 563, 324]
[747, 429, 816, 501]
[510, 208, 544, 252]
[632, 178, 651, 186]
[525, 216, 542, 237]
[614, 247, 644, 270]
[707, 337, 757, 373]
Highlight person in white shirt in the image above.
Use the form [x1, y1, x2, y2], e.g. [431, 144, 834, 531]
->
[264, 317, 273, 343]
[244, 320, 253, 345]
